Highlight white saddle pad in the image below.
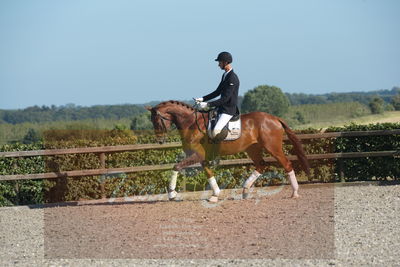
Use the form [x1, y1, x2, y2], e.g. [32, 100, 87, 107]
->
[207, 118, 242, 141]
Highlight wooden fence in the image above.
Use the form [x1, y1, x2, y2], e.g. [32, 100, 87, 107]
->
[0, 129, 399, 182]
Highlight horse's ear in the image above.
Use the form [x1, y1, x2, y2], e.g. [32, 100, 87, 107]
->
[145, 106, 152, 111]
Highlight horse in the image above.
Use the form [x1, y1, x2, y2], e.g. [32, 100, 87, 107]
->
[146, 100, 310, 202]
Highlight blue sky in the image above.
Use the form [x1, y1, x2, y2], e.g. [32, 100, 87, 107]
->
[0, 0, 399, 109]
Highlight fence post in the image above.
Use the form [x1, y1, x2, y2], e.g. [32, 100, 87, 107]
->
[98, 153, 106, 198]
[14, 157, 20, 205]
[182, 176, 186, 192]
[14, 181, 20, 205]
[99, 153, 106, 168]
[338, 159, 345, 183]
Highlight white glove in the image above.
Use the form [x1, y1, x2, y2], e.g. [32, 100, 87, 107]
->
[194, 97, 203, 103]
[199, 102, 209, 109]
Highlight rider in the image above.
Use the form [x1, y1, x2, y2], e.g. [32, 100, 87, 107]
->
[195, 51, 240, 140]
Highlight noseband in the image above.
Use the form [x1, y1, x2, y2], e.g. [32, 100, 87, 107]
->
[154, 110, 173, 134]
[154, 108, 208, 135]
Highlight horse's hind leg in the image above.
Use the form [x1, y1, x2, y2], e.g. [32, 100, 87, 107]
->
[261, 134, 300, 198]
[242, 144, 267, 199]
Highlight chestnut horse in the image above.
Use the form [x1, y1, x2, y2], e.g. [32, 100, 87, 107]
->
[146, 100, 310, 202]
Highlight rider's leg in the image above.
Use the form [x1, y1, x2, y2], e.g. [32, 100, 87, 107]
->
[209, 113, 233, 162]
[211, 113, 233, 139]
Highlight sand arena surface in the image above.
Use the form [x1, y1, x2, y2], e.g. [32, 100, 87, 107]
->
[1, 183, 399, 266]
[44, 185, 334, 259]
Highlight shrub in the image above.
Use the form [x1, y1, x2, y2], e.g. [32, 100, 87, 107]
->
[369, 97, 385, 114]
[1, 123, 399, 206]
[241, 85, 290, 116]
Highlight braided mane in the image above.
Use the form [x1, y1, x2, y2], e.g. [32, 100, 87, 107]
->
[155, 100, 194, 111]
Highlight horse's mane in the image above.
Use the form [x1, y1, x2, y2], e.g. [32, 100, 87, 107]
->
[155, 100, 194, 111]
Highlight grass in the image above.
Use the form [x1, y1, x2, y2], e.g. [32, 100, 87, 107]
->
[1, 108, 399, 145]
[0, 118, 132, 145]
[294, 111, 400, 130]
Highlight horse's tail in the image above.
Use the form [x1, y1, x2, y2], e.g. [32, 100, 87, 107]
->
[279, 119, 310, 176]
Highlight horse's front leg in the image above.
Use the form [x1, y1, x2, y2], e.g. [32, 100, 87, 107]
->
[201, 162, 220, 203]
[168, 150, 204, 200]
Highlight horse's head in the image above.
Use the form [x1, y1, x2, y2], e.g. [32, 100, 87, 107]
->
[146, 106, 173, 144]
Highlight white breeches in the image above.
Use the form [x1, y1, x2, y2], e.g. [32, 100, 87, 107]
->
[210, 113, 233, 138]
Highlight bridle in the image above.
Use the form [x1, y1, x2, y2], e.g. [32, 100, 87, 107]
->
[153, 106, 209, 136]
[191, 101, 211, 135]
[154, 110, 174, 134]
[194, 109, 208, 135]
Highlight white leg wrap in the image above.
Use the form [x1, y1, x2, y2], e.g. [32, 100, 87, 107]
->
[208, 177, 220, 196]
[243, 170, 261, 189]
[168, 190, 177, 199]
[288, 170, 299, 192]
[169, 170, 178, 191]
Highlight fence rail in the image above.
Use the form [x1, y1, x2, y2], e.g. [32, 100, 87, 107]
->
[1, 129, 399, 159]
[0, 129, 399, 182]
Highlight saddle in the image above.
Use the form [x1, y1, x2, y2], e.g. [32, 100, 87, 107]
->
[207, 109, 241, 142]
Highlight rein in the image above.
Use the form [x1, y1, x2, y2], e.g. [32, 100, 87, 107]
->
[155, 111, 175, 133]
[156, 107, 208, 135]
[194, 109, 208, 135]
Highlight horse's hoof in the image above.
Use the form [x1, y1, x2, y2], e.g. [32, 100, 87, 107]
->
[242, 188, 249, 199]
[168, 190, 178, 200]
[208, 195, 219, 203]
[291, 192, 300, 198]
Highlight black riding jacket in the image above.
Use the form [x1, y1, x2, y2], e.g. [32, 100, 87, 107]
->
[203, 70, 240, 116]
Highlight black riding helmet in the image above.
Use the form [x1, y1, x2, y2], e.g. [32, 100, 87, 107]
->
[215, 51, 233, 63]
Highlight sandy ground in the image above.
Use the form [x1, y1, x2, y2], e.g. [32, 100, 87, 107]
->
[0, 183, 399, 266]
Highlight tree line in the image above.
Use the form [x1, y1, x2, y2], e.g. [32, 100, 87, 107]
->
[2, 87, 399, 125]
[286, 87, 400, 106]
[241, 85, 400, 126]
[0, 104, 145, 124]
[1, 86, 399, 145]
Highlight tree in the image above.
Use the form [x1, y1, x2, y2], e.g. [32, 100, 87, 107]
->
[369, 97, 384, 114]
[294, 111, 306, 124]
[385, 104, 395, 111]
[113, 124, 128, 131]
[391, 94, 400, 110]
[22, 129, 41, 144]
[241, 85, 290, 117]
[130, 112, 153, 130]
[391, 86, 400, 95]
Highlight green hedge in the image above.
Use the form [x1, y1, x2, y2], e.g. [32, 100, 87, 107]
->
[326, 123, 400, 181]
[0, 123, 399, 206]
[0, 143, 45, 206]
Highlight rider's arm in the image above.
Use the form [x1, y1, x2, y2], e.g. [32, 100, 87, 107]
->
[202, 83, 223, 102]
[207, 84, 234, 107]
[207, 74, 238, 108]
